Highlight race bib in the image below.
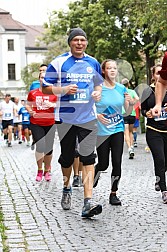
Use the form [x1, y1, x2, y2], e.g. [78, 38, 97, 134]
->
[23, 116, 29, 121]
[154, 107, 167, 121]
[104, 113, 123, 128]
[5, 113, 11, 118]
[69, 88, 89, 103]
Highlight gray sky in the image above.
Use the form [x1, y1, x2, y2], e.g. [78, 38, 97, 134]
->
[0, 0, 72, 25]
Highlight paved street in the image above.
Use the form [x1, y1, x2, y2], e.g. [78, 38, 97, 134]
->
[0, 133, 167, 252]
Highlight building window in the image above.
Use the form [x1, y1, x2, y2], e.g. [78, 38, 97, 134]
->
[8, 39, 14, 51]
[8, 64, 16, 80]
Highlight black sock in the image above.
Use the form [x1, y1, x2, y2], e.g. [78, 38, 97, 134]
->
[4, 134, 8, 140]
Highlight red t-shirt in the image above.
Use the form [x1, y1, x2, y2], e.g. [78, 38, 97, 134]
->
[134, 101, 140, 119]
[27, 88, 57, 126]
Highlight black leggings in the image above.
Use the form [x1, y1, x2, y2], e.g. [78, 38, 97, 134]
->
[30, 123, 56, 155]
[96, 132, 124, 192]
[146, 128, 167, 192]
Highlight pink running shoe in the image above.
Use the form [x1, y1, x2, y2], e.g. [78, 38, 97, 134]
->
[36, 170, 43, 182]
[44, 172, 51, 181]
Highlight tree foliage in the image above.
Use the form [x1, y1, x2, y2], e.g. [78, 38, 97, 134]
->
[26, 0, 167, 87]
[21, 63, 46, 91]
[120, 0, 167, 84]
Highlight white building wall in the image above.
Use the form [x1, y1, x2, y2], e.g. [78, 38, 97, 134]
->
[0, 30, 46, 99]
[26, 50, 47, 65]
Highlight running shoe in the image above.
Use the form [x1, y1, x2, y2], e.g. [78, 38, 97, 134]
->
[155, 182, 161, 192]
[36, 170, 43, 182]
[134, 142, 137, 147]
[31, 144, 35, 150]
[8, 142, 12, 147]
[129, 147, 134, 159]
[72, 175, 80, 187]
[18, 139, 22, 144]
[44, 172, 51, 181]
[162, 191, 167, 204]
[61, 188, 72, 210]
[82, 202, 102, 218]
[109, 194, 122, 206]
[27, 141, 31, 147]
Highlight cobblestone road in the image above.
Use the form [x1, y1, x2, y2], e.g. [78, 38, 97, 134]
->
[0, 133, 167, 252]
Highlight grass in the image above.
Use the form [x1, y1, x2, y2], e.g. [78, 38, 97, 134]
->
[0, 208, 9, 252]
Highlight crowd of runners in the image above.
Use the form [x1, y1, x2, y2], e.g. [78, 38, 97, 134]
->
[0, 28, 167, 218]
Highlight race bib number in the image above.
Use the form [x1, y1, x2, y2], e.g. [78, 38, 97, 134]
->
[104, 113, 123, 128]
[69, 88, 89, 103]
[23, 116, 29, 121]
[154, 107, 167, 121]
[5, 113, 11, 118]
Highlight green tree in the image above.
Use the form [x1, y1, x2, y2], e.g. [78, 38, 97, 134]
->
[41, 0, 143, 85]
[21, 63, 41, 91]
[120, 0, 167, 84]
[38, 0, 167, 86]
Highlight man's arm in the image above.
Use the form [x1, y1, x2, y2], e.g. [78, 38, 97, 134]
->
[42, 85, 78, 96]
[155, 77, 167, 106]
[42, 86, 64, 95]
[151, 51, 167, 117]
[151, 76, 167, 117]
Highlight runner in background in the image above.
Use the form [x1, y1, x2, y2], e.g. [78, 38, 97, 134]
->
[26, 72, 57, 182]
[21, 99, 26, 142]
[133, 101, 141, 147]
[29, 64, 48, 91]
[0, 94, 16, 147]
[13, 97, 23, 144]
[121, 78, 139, 159]
[18, 100, 31, 146]
[29, 64, 48, 150]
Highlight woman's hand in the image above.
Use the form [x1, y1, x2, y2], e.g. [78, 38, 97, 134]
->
[97, 114, 110, 125]
[151, 105, 162, 117]
[124, 92, 131, 103]
[92, 91, 101, 102]
[146, 109, 153, 118]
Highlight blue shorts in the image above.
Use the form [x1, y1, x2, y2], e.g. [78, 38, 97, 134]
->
[22, 124, 31, 130]
[134, 118, 139, 128]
